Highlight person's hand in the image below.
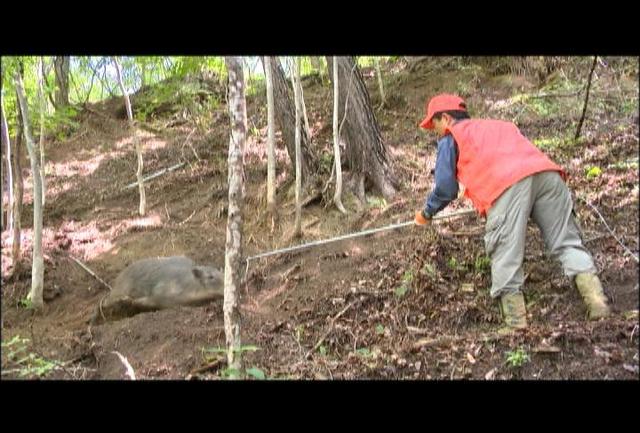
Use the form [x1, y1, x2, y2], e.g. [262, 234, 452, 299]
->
[414, 210, 431, 226]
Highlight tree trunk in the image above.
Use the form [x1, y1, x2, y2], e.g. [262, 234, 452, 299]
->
[299, 73, 312, 141]
[113, 57, 146, 216]
[291, 58, 303, 238]
[310, 57, 324, 74]
[11, 86, 25, 274]
[41, 59, 56, 109]
[223, 56, 245, 376]
[374, 57, 386, 108]
[263, 57, 277, 219]
[264, 57, 318, 185]
[1, 91, 13, 233]
[38, 57, 47, 207]
[53, 56, 70, 109]
[332, 57, 347, 214]
[575, 56, 598, 141]
[326, 56, 398, 200]
[15, 71, 45, 309]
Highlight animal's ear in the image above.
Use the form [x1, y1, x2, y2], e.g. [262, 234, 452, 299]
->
[192, 267, 204, 279]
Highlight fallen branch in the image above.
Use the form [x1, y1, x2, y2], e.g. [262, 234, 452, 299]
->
[111, 351, 136, 380]
[124, 162, 186, 190]
[187, 358, 225, 377]
[305, 300, 359, 359]
[578, 197, 639, 263]
[68, 255, 113, 291]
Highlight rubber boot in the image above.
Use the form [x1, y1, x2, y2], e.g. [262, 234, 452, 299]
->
[497, 291, 528, 335]
[575, 273, 611, 320]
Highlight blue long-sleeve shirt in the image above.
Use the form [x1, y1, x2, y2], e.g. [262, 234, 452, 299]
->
[423, 134, 459, 217]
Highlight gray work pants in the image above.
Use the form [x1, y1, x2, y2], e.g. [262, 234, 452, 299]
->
[484, 170, 597, 298]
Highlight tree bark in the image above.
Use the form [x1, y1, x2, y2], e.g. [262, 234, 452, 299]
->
[53, 56, 70, 109]
[264, 57, 318, 185]
[15, 71, 45, 309]
[332, 57, 347, 214]
[374, 57, 386, 108]
[11, 85, 25, 273]
[223, 56, 245, 376]
[292, 58, 303, 238]
[310, 57, 324, 75]
[326, 56, 398, 200]
[38, 57, 47, 207]
[1, 91, 13, 233]
[263, 57, 277, 219]
[113, 57, 146, 216]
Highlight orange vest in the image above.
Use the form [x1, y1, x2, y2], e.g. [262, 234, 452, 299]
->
[448, 119, 565, 216]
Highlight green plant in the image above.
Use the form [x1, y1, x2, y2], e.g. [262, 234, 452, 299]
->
[447, 257, 466, 272]
[375, 324, 385, 335]
[395, 269, 414, 297]
[367, 196, 387, 209]
[505, 347, 530, 368]
[318, 345, 327, 356]
[421, 262, 437, 278]
[2, 335, 59, 378]
[355, 348, 373, 358]
[474, 255, 491, 272]
[18, 298, 33, 309]
[585, 166, 602, 179]
[245, 367, 266, 380]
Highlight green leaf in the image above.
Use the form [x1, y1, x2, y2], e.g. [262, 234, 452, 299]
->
[356, 348, 372, 358]
[402, 270, 414, 283]
[395, 285, 409, 297]
[375, 324, 385, 335]
[246, 367, 266, 380]
[318, 345, 327, 356]
[421, 263, 436, 277]
[586, 166, 602, 179]
[221, 368, 242, 379]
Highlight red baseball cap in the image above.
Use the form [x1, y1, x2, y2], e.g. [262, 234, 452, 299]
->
[419, 94, 467, 129]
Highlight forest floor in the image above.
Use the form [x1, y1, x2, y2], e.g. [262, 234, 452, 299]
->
[2, 58, 638, 380]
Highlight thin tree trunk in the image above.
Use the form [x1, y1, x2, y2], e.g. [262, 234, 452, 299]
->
[326, 56, 398, 200]
[264, 57, 277, 220]
[299, 74, 312, 140]
[11, 86, 25, 274]
[41, 59, 56, 108]
[575, 56, 598, 141]
[1, 91, 13, 233]
[15, 71, 45, 309]
[53, 56, 70, 109]
[223, 56, 245, 376]
[375, 57, 386, 109]
[38, 57, 47, 207]
[310, 57, 323, 74]
[265, 57, 318, 185]
[292, 58, 303, 238]
[113, 57, 146, 216]
[332, 57, 347, 214]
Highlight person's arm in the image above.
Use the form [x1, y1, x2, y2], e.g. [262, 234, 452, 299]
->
[422, 134, 459, 218]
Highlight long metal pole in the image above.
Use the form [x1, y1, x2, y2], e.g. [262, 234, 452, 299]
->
[246, 208, 475, 262]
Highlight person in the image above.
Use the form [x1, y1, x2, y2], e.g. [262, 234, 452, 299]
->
[414, 93, 611, 332]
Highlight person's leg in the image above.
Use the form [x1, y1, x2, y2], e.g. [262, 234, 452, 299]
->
[530, 171, 610, 319]
[485, 176, 535, 329]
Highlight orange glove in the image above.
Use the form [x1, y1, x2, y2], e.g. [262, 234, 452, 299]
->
[414, 210, 431, 226]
